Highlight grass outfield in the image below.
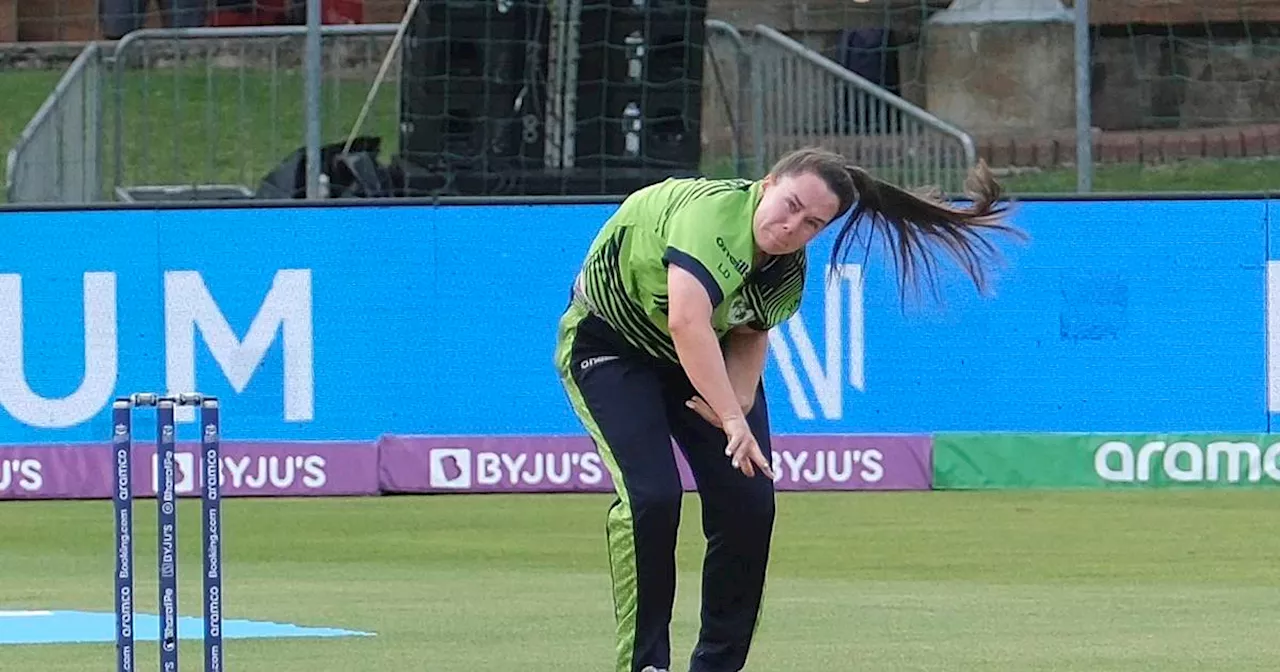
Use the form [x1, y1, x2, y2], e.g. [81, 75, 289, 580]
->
[1, 490, 1278, 671]
[1, 69, 400, 201]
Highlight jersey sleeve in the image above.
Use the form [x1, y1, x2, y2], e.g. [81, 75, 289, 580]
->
[661, 197, 751, 308]
[743, 252, 806, 331]
[745, 293, 802, 331]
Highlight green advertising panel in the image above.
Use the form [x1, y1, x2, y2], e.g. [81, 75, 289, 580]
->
[934, 433, 1280, 489]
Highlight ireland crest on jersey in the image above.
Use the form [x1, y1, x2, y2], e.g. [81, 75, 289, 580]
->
[726, 295, 756, 327]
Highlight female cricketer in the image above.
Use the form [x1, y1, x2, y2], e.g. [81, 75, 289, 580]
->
[553, 147, 1023, 672]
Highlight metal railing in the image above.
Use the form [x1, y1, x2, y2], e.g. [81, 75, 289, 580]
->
[6, 43, 107, 204]
[106, 24, 402, 201]
[703, 20, 752, 178]
[7, 21, 979, 204]
[745, 24, 976, 193]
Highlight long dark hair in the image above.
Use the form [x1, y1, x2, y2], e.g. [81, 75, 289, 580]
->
[769, 148, 1026, 301]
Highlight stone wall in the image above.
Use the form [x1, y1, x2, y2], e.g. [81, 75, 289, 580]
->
[1091, 30, 1280, 131]
[923, 19, 1076, 137]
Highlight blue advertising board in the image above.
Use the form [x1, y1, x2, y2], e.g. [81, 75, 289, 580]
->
[0, 197, 1272, 444]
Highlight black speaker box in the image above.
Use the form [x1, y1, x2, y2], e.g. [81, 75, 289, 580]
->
[571, 0, 707, 170]
[398, 0, 552, 173]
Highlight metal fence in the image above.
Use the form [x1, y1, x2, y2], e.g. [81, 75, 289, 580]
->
[5, 43, 106, 204]
[7, 19, 982, 203]
[702, 20, 752, 178]
[744, 24, 975, 194]
[104, 24, 402, 201]
[15, 2, 1279, 201]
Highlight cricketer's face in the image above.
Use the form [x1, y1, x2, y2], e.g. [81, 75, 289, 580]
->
[752, 172, 841, 256]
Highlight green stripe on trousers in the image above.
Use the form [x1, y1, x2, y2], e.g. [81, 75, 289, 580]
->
[554, 302, 641, 672]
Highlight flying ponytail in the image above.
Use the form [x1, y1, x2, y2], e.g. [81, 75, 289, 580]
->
[831, 160, 1025, 301]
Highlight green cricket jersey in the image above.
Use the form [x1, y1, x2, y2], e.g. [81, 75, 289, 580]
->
[572, 176, 806, 362]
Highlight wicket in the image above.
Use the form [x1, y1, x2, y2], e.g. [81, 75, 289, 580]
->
[113, 393, 223, 672]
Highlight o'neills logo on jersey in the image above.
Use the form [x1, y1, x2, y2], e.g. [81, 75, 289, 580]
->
[715, 237, 750, 277]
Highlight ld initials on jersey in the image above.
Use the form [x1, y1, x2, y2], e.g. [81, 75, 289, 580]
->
[767, 264, 865, 420]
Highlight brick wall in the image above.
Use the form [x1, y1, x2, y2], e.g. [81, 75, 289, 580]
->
[0, 0, 15, 43]
[1062, 0, 1280, 25]
[11, 0, 99, 42]
[975, 124, 1280, 169]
